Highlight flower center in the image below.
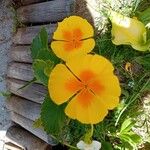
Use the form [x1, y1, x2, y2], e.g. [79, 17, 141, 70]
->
[63, 28, 83, 51]
[65, 70, 104, 106]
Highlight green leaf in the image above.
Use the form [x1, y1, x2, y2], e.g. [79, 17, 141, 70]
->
[119, 134, 136, 147]
[41, 95, 66, 134]
[128, 132, 142, 144]
[31, 35, 42, 60]
[31, 27, 48, 60]
[44, 60, 54, 76]
[101, 142, 113, 150]
[31, 27, 60, 64]
[32, 60, 54, 86]
[37, 49, 60, 64]
[40, 28, 48, 49]
[120, 118, 135, 133]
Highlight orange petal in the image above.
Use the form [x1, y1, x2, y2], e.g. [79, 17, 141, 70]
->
[53, 16, 94, 41]
[66, 54, 114, 81]
[51, 39, 95, 61]
[65, 90, 108, 124]
[48, 64, 82, 105]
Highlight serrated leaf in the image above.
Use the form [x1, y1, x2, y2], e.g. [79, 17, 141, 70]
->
[41, 95, 66, 134]
[33, 60, 54, 86]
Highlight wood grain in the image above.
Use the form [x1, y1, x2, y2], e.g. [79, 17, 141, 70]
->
[7, 63, 34, 81]
[10, 46, 32, 63]
[6, 78, 47, 104]
[6, 124, 50, 149]
[10, 112, 57, 145]
[6, 95, 41, 121]
[17, 0, 71, 23]
[13, 0, 47, 7]
[13, 24, 56, 45]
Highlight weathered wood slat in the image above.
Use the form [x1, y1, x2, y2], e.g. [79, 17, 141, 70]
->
[10, 112, 56, 145]
[13, 24, 56, 45]
[4, 142, 23, 150]
[14, 0, 48, 6]
[17, 0, 71, 24]
[6, 125, 50, 149]
[7, 63, 33, 81]
[6, 96, 40, 121]
[6, 78, 47, 104]
[11, 46, 32, 63]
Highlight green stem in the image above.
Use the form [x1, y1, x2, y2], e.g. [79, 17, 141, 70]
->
[90, 124, 94, 138]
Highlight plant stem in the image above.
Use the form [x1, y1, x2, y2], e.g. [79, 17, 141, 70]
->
[90, 124, 94, 138]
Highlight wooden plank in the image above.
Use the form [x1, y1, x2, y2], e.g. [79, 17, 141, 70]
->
[6, 125, 53, 149]
[7, 63, 34, 81]
[6, 96, 41, 121]
[10, 112, 57, 145]
[11, 46, 32, 63]
[17, 0, 71, 24]
[4, 142, 23, 150]
[6, 78, 47, 104]
[13, 0, 48, 6]
[13, 24, 57, 45]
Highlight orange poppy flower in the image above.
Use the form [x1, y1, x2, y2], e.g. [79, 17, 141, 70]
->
[51, 16, 95, 61]
[48, 55, 121, 124]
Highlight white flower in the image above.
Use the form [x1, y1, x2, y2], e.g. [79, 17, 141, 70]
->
[77, 140, 101, 150]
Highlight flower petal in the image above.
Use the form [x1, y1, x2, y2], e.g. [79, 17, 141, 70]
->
[110, 10, 148, 51]
[48, 64, 82, 105]
[65, 90, 108, 124]
[53, 16, 94, 40]
[51, 39, 95, 61]
[66, 54, 114, 81]
[93, 75, 121, 97]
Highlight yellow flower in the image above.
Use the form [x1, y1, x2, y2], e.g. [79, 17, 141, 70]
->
[48, 55, 121, 124]
[109, 10, 150, 51]
[51, 16, 95, 61]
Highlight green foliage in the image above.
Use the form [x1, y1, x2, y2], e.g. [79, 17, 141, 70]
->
[134, 54, 150, 71]
[31, 27, 60, 86]
[30, 2, 150, 149]
[31, 27, 59, 63]
[41, 95, 67, 135]
[101, 142, 113, 150]
[0, 91, 11, 98]
[117, 118, 142, 149]
[32, 59, 54, 86]
[137, 7, 150, 25]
